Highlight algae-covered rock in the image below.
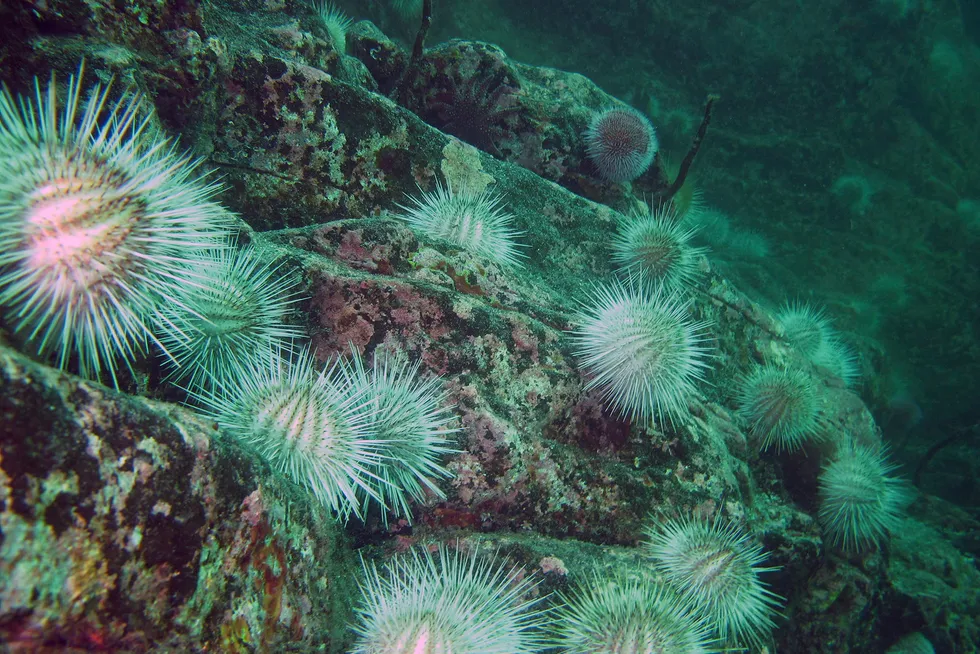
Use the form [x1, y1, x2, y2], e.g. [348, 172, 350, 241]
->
[0, 346, 354, 651]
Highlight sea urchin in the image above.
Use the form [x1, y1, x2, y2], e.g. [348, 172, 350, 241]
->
[612, 202, 706, 290]
[570, 277, 711, 426]
[738, 364, 822, 452]
[154, 242, 305, 392]
[189, 344, 386, 519]
[352, 543, 548, 654]
[0, 65, 229, 386]
[550, 574, 715, 653]
[335, 346, 458, 524]
[643, 514, 783, 649]
[584, 106, 658, 182]
[818, 442, 909, 552]
[395, 178, 525, 269]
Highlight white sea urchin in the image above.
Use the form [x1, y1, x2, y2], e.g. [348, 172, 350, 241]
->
[738, 363, 823, 452]
[312, 0, 353, 52]
[612, 202, 706, 290]
[818, 442, 910, 552]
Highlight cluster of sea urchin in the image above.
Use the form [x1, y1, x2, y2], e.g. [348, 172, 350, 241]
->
[574, 125, 711, 427]
[0, 66, 459, 528]
[353, 517, 782, 653]
[189, 341, 458, 522]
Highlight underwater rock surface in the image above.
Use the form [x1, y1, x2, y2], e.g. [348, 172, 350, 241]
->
[0, 345, 351, 651]
[1, 0, 979, 652]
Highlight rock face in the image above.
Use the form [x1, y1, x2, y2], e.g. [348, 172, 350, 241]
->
[0, 0, 978, 652]
[0, 346, 351, 651]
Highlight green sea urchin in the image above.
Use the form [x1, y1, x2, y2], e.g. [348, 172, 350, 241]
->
[813, 334, 860, 387]
[0, 65, 230, 386]
[154, 243, 305, 392]
[777, 301, 860, 386]
[190, 344, 386, 519]
[818, 442, 909, 552]
[395, 179, 526, 269]
[550, 574, 716, 653]
[738, 364, 822, 452]
[352, 543, 548, 654]
[571, 277, 711, 426]
[776, 302, 831, 359]
[612, 202, 706, 290]
[643, 514, 783, 649]
[312, 0, 353, 52]
[335, 347, 458, 524]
